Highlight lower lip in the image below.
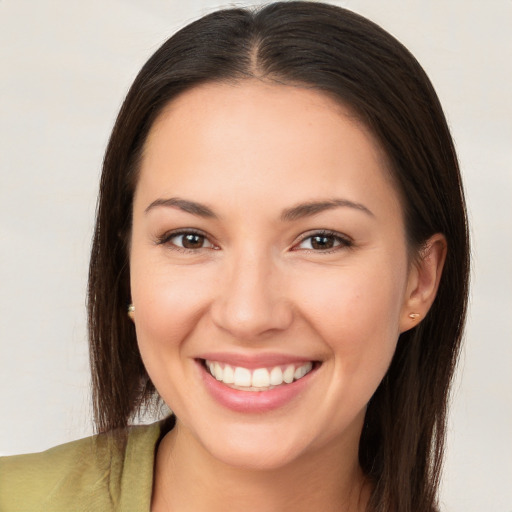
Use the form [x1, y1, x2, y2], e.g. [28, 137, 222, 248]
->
[198, 361, 318, 413]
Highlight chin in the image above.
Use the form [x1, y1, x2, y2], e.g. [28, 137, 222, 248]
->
[205, 438, 305, 471]
[190, 420, 314, 471]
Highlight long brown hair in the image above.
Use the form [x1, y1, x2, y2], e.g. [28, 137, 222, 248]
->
[88, 3, 469, 510]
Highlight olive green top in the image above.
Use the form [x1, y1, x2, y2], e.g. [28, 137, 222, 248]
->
[0, 417, 173, 512]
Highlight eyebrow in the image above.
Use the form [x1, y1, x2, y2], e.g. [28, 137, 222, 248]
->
[145, 197, 217, 218]
[281, 199, 374, 221]
[144, 196, 373, 221]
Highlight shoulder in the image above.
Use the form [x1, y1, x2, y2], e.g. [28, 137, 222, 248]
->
[0, 433, 113, 511]
[0, 418, 172, 512]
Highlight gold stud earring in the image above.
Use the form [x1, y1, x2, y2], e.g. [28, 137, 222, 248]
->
[128, 304, 135, 320]
[408, 313, 420, 320]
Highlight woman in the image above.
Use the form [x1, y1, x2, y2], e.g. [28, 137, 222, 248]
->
[0, 2, 469, 511]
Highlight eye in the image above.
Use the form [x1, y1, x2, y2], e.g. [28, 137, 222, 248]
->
[294, 231, 352, 252]
[157, 230, 217, 251]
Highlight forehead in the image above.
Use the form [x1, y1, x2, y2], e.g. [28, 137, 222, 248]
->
[146, 81, 373, 159]
[136, 80, 401, 221]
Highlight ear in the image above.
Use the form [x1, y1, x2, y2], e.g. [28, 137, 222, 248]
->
[399, 233, 447, 333]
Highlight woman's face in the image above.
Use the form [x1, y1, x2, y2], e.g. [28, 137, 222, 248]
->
[130, 81, 415, 469]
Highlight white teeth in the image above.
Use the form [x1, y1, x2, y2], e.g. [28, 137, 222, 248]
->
[283, 365, 295, 384]
[205, 360, 314, 390]
[233, 367, 252, 387]
[252, 368, 270, 388]
[213, 362, 223, 381]
[222, 364, 234, 384]
[294, 361, 312, 380]
[269, 366, 283, 385]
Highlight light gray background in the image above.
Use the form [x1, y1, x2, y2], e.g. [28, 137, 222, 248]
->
[1, 1, 511, 510]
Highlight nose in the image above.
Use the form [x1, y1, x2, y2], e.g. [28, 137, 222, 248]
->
[210, 247, 293, 341]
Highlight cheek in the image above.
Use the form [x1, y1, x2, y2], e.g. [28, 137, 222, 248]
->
[132, 266, 213, 351]
[292, 257, 407, 376]
[130, 265, 218, 414]
[297, 258, 405, 329]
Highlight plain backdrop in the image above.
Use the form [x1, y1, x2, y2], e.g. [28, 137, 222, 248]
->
[1, 1, 511, 510]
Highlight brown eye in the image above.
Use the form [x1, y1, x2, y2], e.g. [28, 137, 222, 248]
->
[310, 235, 335, 250]
[163, 231, 215, 250]
[295, 231, 352, 252]
[181, 233, 206, 249]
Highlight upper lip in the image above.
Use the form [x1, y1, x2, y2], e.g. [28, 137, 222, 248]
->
[196, 352, 319, 369]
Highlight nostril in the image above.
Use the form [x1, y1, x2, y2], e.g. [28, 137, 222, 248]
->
[210, 297, 294, 340]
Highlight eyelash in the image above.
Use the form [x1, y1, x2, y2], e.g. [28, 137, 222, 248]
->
[156, 229, 353, 254]
[156, 229, 218, 253]
[293, 230, 353, 253]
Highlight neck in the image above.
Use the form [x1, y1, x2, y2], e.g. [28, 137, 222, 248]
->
[151, 420, 370, 512]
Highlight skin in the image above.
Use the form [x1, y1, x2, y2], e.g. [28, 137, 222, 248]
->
[129, 80, 446, 512]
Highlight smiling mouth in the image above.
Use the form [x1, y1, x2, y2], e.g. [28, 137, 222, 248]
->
[202, 359, 317, 392]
